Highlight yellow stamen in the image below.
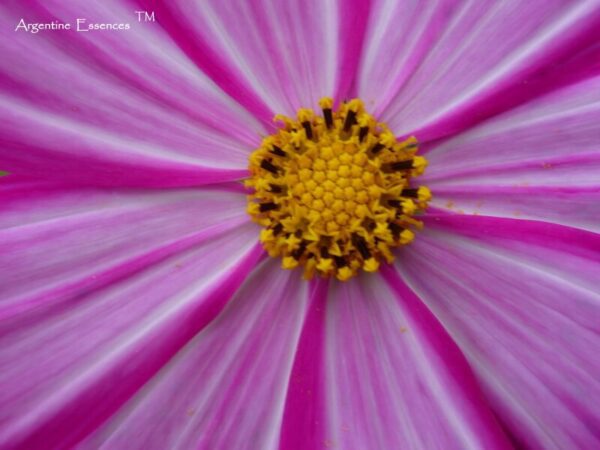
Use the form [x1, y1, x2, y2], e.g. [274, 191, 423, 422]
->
[246, 98, 431, 281]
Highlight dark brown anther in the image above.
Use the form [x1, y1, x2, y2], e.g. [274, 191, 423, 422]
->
[302, 121, 313, 140]
[320, 247, 330, 258]
[371, 143, 384, 154]
[334, 256, 347, 268]
[359, 126, 369, 142]
[259, 202, 279, 212]
[401, 188, 419, 198]
[272, 223, 284, 235]
[352, 234, 371, 259]
[260, 159, 279, 174]
[323, 108, 333, 128]
[292, 241, 307, 259]
[388, 222, 403, 239]
[360, 218, 377, 232]
[387, 199, 402, 208]
[343, 110, 357, 132]
[269, 184, 283, 193]
[270, 145, 287, 157]
[390, 160, 414, 171]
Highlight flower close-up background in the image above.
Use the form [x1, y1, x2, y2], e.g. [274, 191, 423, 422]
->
[1, 0, 599, 449]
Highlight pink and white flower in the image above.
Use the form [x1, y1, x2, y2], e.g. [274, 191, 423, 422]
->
[1, 1, 599, 449]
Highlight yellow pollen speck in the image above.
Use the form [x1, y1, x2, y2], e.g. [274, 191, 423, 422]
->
[246, 97, 431, 281]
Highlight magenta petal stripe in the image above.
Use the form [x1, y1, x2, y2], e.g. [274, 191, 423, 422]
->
[374, 0, 600, 141]
[397, 215, 600, 449]
[77, 262, 309, 450]
[278, 278, 329, 450]
[322, 272, 512, 449]
[334, 0, 371, 101]
[0, 229, 264, 449]
[0, 148, 249, 188]
[422, 214, 600, 259]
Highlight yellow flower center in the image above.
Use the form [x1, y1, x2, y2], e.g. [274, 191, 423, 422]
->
[246, 98, 431, 281]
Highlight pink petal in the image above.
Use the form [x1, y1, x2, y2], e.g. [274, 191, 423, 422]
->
[77, 261, 309, 450]
[319, 272, 511, 449]
[397, 214, 600, 449]
[422, 75, 600, 231]
[145, 0, 370, 118]
[362, 0, 600, 140]
[0, 181, 251, 320]
[0, 197, 263, 448]
[0, 1, 264, 186]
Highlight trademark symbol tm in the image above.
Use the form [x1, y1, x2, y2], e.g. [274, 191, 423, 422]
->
[135, 11, 155, 22]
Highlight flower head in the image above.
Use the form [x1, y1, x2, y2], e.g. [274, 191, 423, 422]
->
[0, 1, 599, 449]
[247, 98, 429, 280]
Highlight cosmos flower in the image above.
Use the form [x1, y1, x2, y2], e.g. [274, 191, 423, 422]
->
[1, 0, 599, 449]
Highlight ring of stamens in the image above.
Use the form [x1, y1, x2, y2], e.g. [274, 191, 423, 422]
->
[246, 98, 431, 281]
